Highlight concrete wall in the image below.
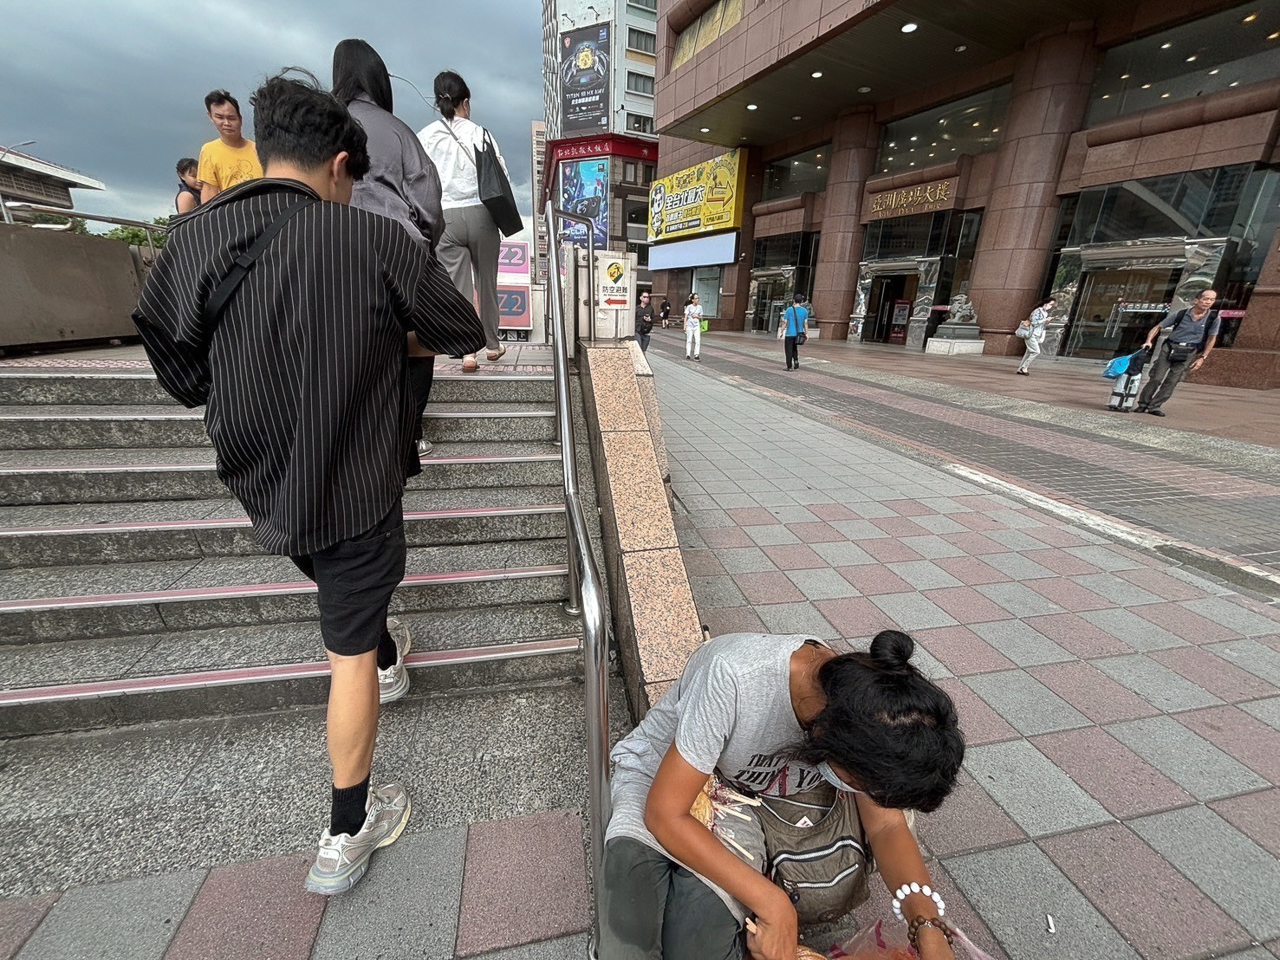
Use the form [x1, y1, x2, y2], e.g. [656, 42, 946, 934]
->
[0, 225, 141, 348]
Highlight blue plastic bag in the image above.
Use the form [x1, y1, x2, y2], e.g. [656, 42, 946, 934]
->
[1103, 352, 1137, 379]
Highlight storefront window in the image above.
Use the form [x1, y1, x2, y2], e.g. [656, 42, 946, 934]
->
[762, 145, 831, 200]
[876, 86, 1010, 176]
[1087, 3, 1280, 126]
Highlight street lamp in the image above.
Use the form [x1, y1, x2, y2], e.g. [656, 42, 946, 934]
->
[0, 140, 37, 226]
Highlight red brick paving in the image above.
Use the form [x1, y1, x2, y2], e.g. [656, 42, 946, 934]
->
[0, 893, 59, 960]
[1031, 728, 1193, 818]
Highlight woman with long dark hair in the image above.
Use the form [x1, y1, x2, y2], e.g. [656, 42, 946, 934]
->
[419, 70, 511, 372]
[602, 630, 965, 960]
[332, 38, 445, 457]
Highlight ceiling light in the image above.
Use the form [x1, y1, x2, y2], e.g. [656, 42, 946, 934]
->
[1120, 73, 1131, 79]
[910, 136, 918, 141]
[1242, 12, 1258, 22]
[972, 121, 980, 127]
[816, 165, 822, 169]
[816, 154, 823, 159]
[992, 127, 999, 132]
[1209, 68, 1220, 75]
[1161, 92, 1171, 98]
[931, 141, 937, 146]
[901, 22, 918, 33]
[1230, 81, 1240, 86]
[955, 45, 967, 52]
[1185, 55, 1197, 62]
[1269, 31, 1280, 40]
[746, 103, 758, 110]
[811, 71, 823, 78]
[909, 162, 915, 166]
[1141, 83, 1152, 89]
[1102, 94, 1111, 99]
[858, 86, 872, 93]
[700, 127, 710, 133]
[928, 152, 935, 157]
[792, 160, 799, 165]
[792, 115, 802, 121]
[887, 156, 894, 161]
[1160, 42, 1172, 49]
[888, 141, 896, 147]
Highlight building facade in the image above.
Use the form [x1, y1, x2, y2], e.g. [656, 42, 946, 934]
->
[540, 0, 662, 291]
[0, 149, 105, 220]
[649, 0, 1280, 387]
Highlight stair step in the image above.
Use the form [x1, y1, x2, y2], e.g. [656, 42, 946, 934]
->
[0, 541, 570, 642]
[0, 403, 557, 448]
[0, 442, 565, 505]
[0, 371, 555, 406]
[0, 487, 566, 567]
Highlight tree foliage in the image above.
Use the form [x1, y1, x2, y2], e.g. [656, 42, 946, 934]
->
[101, 216, 169, 249]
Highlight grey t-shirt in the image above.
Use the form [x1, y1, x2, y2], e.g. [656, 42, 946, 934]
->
[607, 633, 829, 920]
[1161, 308, 1220, 346]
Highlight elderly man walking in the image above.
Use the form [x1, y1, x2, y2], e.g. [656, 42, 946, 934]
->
[1135, 290, 1220, 417]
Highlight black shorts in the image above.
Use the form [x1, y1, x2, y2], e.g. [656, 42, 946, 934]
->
[291, 498, 407, 657]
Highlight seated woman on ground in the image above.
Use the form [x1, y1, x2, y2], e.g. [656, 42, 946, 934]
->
[602, 630, 964, 960]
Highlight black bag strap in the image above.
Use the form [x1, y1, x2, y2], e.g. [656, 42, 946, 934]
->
[202, 198, 314, 324]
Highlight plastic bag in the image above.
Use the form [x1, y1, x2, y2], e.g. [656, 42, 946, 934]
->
[1103, 349, 1144, 379]
[827, 917, 999, 959]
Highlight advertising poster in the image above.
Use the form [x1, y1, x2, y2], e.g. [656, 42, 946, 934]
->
[648, 149, 745, 243]
[560, 24, 611, 137]
[559, 158, 609, 248]
[498, 240, 530, 280]
[497, 285, 532, 332]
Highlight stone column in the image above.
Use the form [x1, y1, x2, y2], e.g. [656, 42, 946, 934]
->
[967, 27, 1097, 355]
[810, 109, 879, 341]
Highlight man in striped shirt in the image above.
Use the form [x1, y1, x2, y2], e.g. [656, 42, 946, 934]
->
[133, 73, 485, 895]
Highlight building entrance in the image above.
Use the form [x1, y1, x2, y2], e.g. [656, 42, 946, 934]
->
[863, 274, 918, 344]
[1063, 267, 1178, 359]
[748, 270, 795, 333]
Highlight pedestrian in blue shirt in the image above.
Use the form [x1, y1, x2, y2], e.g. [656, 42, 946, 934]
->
[780, 294, 809, 370]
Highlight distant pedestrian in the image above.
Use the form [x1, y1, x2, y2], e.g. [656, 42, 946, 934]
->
[419, 70, 512, 372]
[1136, 290, 1220, 417]
[133, 72, 484, 898]
[174, 159, 203, 214]
[1015, 297, 1055, 375]
[635, 292, 655, 353]
[659, 297, 672, 328]
[684, 293, 703, 361]
[197, 89, 262, 203]
[333, 38, 445, 458]
[779, 293, 809, 370]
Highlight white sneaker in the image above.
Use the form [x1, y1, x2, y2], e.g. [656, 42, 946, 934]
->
[377, 619, 411, 704]
[304, 782, 411, 895]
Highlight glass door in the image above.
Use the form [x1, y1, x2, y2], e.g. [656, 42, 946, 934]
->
[1064, 267, 1178, 359]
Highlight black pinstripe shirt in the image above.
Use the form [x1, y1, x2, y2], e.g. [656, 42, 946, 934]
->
[133, 178, 485, 555]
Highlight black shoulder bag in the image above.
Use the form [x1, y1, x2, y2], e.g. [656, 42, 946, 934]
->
[201, 198, 315, 324]
[442, 122, 523, 238]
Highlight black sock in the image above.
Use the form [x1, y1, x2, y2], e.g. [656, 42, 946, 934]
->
[331, 776, 371, 836]
[376, 627, 397, 670]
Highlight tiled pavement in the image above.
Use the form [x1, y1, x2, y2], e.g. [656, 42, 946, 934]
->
[656, 351, 1280, 959]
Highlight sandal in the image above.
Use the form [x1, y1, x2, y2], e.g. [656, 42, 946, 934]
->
[461, 355, 479, 372]
[486, 346, 507, 362]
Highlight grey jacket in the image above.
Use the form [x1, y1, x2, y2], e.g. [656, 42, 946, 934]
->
[347, 95, 444, 252]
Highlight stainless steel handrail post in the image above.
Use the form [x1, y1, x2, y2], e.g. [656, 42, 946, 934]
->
[545, 201, 612, 960]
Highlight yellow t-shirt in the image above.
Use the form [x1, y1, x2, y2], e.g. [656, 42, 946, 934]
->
[197, 138, 263, 192]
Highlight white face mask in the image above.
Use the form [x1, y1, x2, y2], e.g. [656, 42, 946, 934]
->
[817, 761, 862, 794]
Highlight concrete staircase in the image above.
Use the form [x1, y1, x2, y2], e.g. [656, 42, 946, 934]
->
[0, 355, 617, 932]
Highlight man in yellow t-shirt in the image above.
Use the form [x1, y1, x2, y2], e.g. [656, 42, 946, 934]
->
[197, 89, 263, 203]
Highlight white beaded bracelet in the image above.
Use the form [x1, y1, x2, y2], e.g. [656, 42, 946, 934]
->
[892, 881, 945, 922]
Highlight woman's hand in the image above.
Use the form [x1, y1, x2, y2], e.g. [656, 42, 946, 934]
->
[913, 923, 956, 960]
[745, 891, 799, 960]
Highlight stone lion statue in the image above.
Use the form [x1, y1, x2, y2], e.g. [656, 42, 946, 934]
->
[947, 293, 977, 324]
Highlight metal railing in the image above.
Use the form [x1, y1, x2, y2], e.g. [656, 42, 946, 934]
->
[1, 202, 168, 255]
[545, 201, 611, 959]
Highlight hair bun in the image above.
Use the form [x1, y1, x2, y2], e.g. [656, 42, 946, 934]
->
[869, 629, 914, 670]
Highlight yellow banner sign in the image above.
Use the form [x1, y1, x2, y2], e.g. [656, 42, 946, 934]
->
[649, 149, 745, 242]
[866, 177, 960, 221]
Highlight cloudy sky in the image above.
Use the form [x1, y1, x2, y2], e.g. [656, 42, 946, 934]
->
[2, 0, 545, 233]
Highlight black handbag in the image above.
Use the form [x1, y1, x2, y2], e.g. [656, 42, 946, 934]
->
[787, 307, 808, 345]
[443, 123, 523, 238]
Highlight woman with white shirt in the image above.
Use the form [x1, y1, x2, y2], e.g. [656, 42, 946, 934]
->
[419, 71, 510, 372]
[683, 293, 703, 361]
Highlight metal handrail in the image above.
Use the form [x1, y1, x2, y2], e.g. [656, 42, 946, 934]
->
[545, 201, 611, 960]
[552, 207, 598, 345]
[1, 202, 168, 256]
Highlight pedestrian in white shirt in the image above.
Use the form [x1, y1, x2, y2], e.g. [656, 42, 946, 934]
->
[684, 293, 703, 361]
[419, 71, 510, 372]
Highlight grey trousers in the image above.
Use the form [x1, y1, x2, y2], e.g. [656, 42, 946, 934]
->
[600, 838, 742, 960]
[439, 204, 501, 353]
[1138, 345, 1192, 411]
